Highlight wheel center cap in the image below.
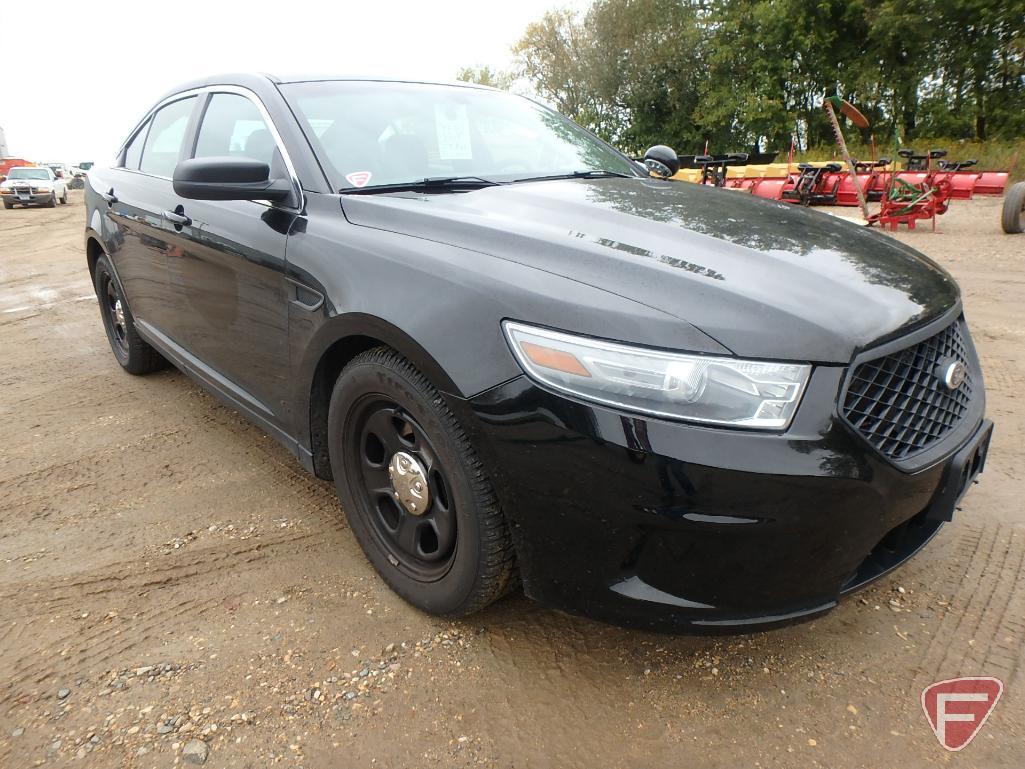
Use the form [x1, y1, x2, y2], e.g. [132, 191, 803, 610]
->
[114, 299, 125, 328]
[388, 451, 429, 515]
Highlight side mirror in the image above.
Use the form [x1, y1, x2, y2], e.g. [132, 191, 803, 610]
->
[173, 157, 293, 203]
[643, 145, 680, 179]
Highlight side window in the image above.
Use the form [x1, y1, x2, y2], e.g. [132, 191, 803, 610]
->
[139, 96, 197, 177]
[122, 120, 149, 170]
[193, 93, 277, 168]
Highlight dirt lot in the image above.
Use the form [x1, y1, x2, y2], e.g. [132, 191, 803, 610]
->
[0, 193, 1022, 768]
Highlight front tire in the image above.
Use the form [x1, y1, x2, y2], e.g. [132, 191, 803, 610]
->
[328, 348, 517, 617]
[93, 255, 167, 375]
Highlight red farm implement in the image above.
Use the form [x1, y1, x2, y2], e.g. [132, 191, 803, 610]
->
[780, 162, 843, 205]
[867, 174, 954, 230]
[656, 93, 1011, 232]
[866, 149, 985, 230]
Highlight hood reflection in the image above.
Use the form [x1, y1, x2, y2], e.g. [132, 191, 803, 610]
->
[340, 176, 960, 362]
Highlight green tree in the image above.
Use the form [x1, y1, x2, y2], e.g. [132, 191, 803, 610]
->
[514, 1, 706, 152]
[923, 0, 1025, 139]
[513, 8, 624, 139]
[455, 65, 515, 90]
[509, 0, 1025, 153]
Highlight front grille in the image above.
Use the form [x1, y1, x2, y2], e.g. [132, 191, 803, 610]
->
[842, 320, 974, 461]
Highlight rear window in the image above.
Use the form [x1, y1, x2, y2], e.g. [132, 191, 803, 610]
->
[123, 121, 149, 170]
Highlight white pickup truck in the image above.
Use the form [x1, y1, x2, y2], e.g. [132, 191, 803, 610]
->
[1, 166, 68, 209]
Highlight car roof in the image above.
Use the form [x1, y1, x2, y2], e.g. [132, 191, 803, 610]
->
[158, 72, 498, 102]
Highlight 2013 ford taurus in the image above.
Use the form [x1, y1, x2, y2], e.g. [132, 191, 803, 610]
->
[84, 74, 992, 631]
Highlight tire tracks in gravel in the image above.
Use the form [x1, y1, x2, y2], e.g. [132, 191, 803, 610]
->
[0, 527, 321, 706]
[912, 521, 1025, 690]
[0, 596, 224, 707]
[0, 528, 319, 622]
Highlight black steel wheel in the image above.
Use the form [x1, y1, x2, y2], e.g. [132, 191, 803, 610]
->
[104, 275, 129, 356]
[93, 255, 167, 375]
[350, 398, 459, 579]
[328, 347, 517, 616]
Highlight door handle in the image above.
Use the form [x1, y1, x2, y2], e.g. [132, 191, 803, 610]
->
[101, 188, 117, 206]
[162, 209, 192, 227]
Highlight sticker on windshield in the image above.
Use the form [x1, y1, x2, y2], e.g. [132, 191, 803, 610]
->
[345, 171, 373, 188]
[434, 105, 472, 160]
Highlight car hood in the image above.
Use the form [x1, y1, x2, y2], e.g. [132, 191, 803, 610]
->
[339, 177, 959, 362]
[3, 178, 50, 186]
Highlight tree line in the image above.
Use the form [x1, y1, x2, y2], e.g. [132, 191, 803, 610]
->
[459, 0, 1025, 155]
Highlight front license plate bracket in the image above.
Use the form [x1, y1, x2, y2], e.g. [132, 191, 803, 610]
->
[924, 419, 993, 523]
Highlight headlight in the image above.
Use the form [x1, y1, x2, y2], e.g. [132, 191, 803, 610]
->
[34, 186, 52, 193]
[503, 321, 811, 429]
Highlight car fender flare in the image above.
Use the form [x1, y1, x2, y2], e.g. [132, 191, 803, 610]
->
[303, 312, 462, 397]
[297, 312, 475, 479]
[84, 225, 126, 288]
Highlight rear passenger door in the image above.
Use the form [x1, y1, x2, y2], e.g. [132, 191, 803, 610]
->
[105, 95, 199, 336]
[167, 90, 299, 430]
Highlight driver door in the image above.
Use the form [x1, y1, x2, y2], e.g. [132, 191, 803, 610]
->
[165, 91, 300, 431]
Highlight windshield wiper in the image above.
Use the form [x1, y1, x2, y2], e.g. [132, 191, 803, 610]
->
[339, 176, 499, 194]
[512, 169, 635, 183]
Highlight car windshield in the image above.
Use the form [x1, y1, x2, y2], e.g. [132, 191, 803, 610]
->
[7, 168, 50, 180]
[281, 80, 642, 190]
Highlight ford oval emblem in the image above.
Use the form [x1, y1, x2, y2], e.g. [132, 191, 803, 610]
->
[942, 361, 968, 390]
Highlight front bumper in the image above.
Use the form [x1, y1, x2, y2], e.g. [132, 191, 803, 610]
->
[464, 366, 990, 633]
[2, 190, 53, 205]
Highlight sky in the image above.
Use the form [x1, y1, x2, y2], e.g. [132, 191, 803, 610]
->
[1, 0, 580, 164]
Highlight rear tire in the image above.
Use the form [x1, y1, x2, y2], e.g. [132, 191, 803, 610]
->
[1002, 182, 1025, 234]
[93, 255, 167, 375]
[327, 347, 517, 617]
[60, 190, 68, 204]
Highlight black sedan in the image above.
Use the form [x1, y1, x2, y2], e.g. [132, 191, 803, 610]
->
[84, 74, 991, 631]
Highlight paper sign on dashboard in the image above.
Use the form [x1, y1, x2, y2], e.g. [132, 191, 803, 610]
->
[435, 105, 472, 160]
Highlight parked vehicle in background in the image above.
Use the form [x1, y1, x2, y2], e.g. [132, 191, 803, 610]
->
[46, 163, 70, 180]
[2, 166, 68, 208]
[78, 161, 94, 171]
[0, 157, 35, 182]
[85, 74, 991, 632]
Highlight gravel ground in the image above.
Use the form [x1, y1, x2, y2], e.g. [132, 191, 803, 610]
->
[0, 192, 1022, 768]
